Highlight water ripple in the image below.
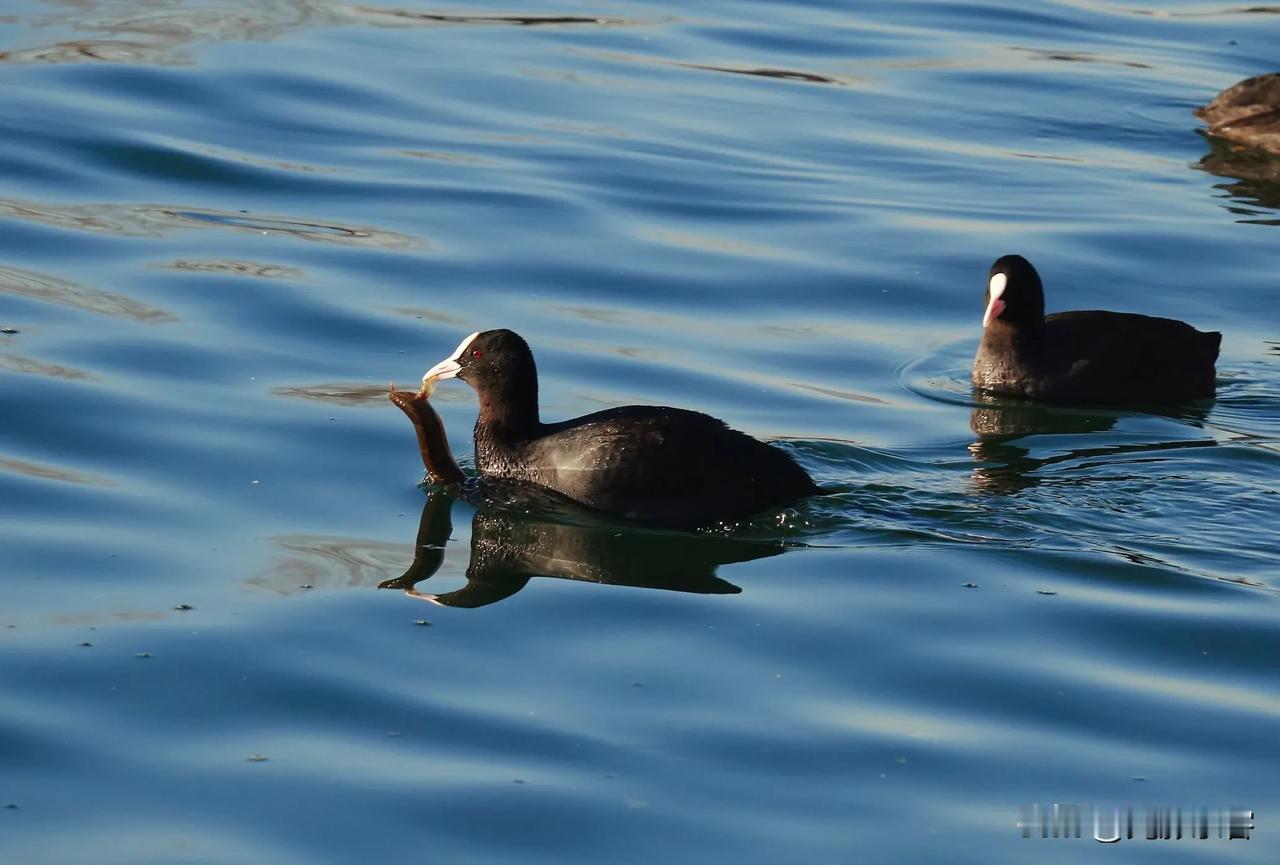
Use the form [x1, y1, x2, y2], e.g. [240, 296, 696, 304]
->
[0, 198, 420, 248]
[0, 263, 175, 322]
[159, 259, 304, 279]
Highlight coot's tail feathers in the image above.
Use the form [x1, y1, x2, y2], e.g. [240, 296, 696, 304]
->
[1172, 330, 1221, 400]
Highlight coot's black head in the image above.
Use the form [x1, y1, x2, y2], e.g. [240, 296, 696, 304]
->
[983, 254, 1045, 329]
[423, 328, 535, 388]
[423, 329, 540, 423]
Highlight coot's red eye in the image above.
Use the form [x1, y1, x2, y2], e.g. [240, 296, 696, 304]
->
[471, 349, 483, 358]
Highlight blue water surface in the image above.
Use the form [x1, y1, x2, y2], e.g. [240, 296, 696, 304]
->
[1, 1, 1278, 862]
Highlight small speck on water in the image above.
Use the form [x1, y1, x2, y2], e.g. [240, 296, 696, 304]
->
[413, 619, 431, 626]
[513, 779, 526, 784]
[174, 604, 194, 611]
[1, 326, 18, 334]
[250, 480, 260, 485]
[136, 652, 151, 659]
[1036, 590, 1057, 596]
[78, 641, 92, 647]
[299, 584, 313, 590]
[5, 803, 17, 810]
[1132, 776, 1147, 782]
[962, 582, 978, 588]
[247, 754, 269, 763]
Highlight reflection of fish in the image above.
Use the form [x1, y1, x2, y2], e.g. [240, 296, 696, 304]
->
[378, 487, 778, 609]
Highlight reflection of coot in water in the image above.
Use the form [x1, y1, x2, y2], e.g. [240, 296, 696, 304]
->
[378, 488, 784, 609]
[969, 396, 1117, 438]
[1197, 73, 1280, 156]
[1195, 134, 1280, 213]
[968, 396, 1119, 494]
[968, 395, 1211, 495]
[418, 329, 821, 529]
[973, 256, 1220, 405]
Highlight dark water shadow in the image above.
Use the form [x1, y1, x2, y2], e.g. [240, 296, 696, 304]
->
[378, 486, 787, 609]
[968, 393, 1214, 495]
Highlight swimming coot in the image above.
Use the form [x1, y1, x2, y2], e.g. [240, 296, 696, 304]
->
[972, 255, 1220, 405]
[420, 329, 821, 528]
[1197, 73, 1280, 155]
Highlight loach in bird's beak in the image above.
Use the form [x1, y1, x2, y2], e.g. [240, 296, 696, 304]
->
[420, 331, 480, 394]
[982, 272, 1007, 328]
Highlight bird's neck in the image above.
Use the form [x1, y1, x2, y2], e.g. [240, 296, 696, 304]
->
[981, 318, 1043, 360]
[474, 382, 540, 464]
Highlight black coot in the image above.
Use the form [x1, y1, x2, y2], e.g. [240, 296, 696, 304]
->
[421, 329, 821, 528]
[1197, 73, 1280, 155]
[972, 255, 1220, 405]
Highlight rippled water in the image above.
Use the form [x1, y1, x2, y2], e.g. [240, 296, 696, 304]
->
[2, 1, 1278, 862]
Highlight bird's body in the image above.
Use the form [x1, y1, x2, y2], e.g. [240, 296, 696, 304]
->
[422, 330, 820, 529]
[473, 403, 819, 528]
[972, 256, 1220, 405]
[1196, 72, 1280, 155]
